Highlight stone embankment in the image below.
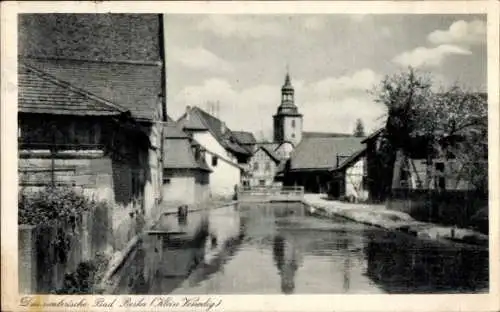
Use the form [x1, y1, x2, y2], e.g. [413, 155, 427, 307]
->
[303, 194, 488, 249]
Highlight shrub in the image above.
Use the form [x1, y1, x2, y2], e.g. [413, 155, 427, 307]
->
[54, 252, 111, 294]
[19, 186, 110, 225]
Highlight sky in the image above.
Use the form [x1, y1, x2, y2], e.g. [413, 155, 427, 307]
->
[164, 14, 486, 140]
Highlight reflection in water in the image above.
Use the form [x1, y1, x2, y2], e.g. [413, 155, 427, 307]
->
[364, 232, 489, 293]
[116, 203, 489, 294]
[272, 235, 299, 294]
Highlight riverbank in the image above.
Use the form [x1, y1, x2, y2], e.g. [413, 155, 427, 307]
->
[303, 194, 488, 249]
[97, 198, 237, 293]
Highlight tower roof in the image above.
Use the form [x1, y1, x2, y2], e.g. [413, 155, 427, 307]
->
[282, 73, 294, 92]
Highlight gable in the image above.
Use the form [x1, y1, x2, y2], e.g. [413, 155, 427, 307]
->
[250, 147, 280, 164]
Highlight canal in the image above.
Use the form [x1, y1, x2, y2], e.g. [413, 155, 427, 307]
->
[114, 202, 489, 294]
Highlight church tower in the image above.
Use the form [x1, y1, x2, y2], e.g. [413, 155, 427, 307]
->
[273, 72, 303, 146]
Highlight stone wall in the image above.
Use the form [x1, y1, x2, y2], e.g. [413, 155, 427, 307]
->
[18, 211, 106, 293]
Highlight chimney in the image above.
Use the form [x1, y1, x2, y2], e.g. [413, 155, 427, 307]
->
[220, 122, 226, 134]
[185, 105, 191, 120]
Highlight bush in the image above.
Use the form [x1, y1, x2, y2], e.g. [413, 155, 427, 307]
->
[54, 252, 111, 294]
[19, 187, 109, 225]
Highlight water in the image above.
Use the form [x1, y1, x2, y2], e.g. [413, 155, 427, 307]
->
[115, 203, 489, 294]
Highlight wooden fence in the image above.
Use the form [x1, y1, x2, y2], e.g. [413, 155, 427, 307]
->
[237, 186, 304, 203]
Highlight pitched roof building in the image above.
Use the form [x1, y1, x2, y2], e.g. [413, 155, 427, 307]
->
[177, 106, 252, 161]
[18, 13, 167, 223]
[163, 123, 211, 172]
[287, 133, 365, 171]
[19, 62, 129, 116]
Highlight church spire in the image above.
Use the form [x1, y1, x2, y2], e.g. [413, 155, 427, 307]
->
[282, 65, 293, 91]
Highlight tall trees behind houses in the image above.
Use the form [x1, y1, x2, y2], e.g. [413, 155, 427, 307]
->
[353, 119, 365, 137]
[372, 66, 488, 194]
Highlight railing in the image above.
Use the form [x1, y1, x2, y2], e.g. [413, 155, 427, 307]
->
[237, 186, 304, 202]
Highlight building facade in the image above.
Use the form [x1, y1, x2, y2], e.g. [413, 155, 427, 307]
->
[177, 106, 249, 198]
[18, 13, 167, 226]
[247, 146, 281, 187]
[279, 133, 366, 195]
[162, 122, 211, 204]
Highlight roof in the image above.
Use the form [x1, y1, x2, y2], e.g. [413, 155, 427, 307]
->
[288, 136, 365, 171]
[232, 131, 256, 145]
[257, 146, 280, 163]
[176, 110, 209, 131]
[164, 122, 189, 139]
[163, 137, 211, 172]
[256, 142, 280, 152]
[282, 73, 294, 91]
[19, 14, 162, 63]
[303, 132, 353, 138]
[332, 147, 367, 172]
[22, 58, 163, 121]
[361, 128, 384, 143]
[178, 106, 251, 156]
[18, 62, 128, 116]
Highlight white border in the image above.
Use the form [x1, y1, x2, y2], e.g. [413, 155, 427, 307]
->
[1, 2, 499, 312]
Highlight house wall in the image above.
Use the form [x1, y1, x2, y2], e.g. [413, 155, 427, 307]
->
[344, 158, 369, 201]
[192, 131, 237, 163]
[392, 151, 477, 191]
[191, 131, 241, 198]
[388, 150, 488, 229]
[162, 169, 211, 204]
[275, 142, 294, 161]
[18, 114, 149, 252]
[248, 149, 277, 187]
[142, 120, 164, 226]
[162, 169, 196, 204]
[194, 170, 210, 203]
[283, 170, 331, 194]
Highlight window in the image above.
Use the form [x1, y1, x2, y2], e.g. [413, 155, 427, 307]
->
[265, 162, 271, 171]
[291, 133, 295, 138]
[163, 178, 171, 184]
[212, 155, 218, 167]
[259, 179, 266, 186]
[291, 120, 296, 128]
[253, 162, 259, 171]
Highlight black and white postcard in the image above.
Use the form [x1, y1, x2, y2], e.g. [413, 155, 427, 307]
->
[1, 1, 499, 312]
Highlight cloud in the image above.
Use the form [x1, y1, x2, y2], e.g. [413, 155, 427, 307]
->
[196, 15, 284, 38]
[169, 46, 232, 72]
[428, 19, 486, 46]
[170, 69, 385, 135]
[307, 69, 380, 97]
[392, 44, 472, 68]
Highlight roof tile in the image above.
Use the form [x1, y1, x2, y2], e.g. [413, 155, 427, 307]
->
[23, 58, 162, 121]
[289, 136, 365, 170]
[18, 63, 126, 116]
